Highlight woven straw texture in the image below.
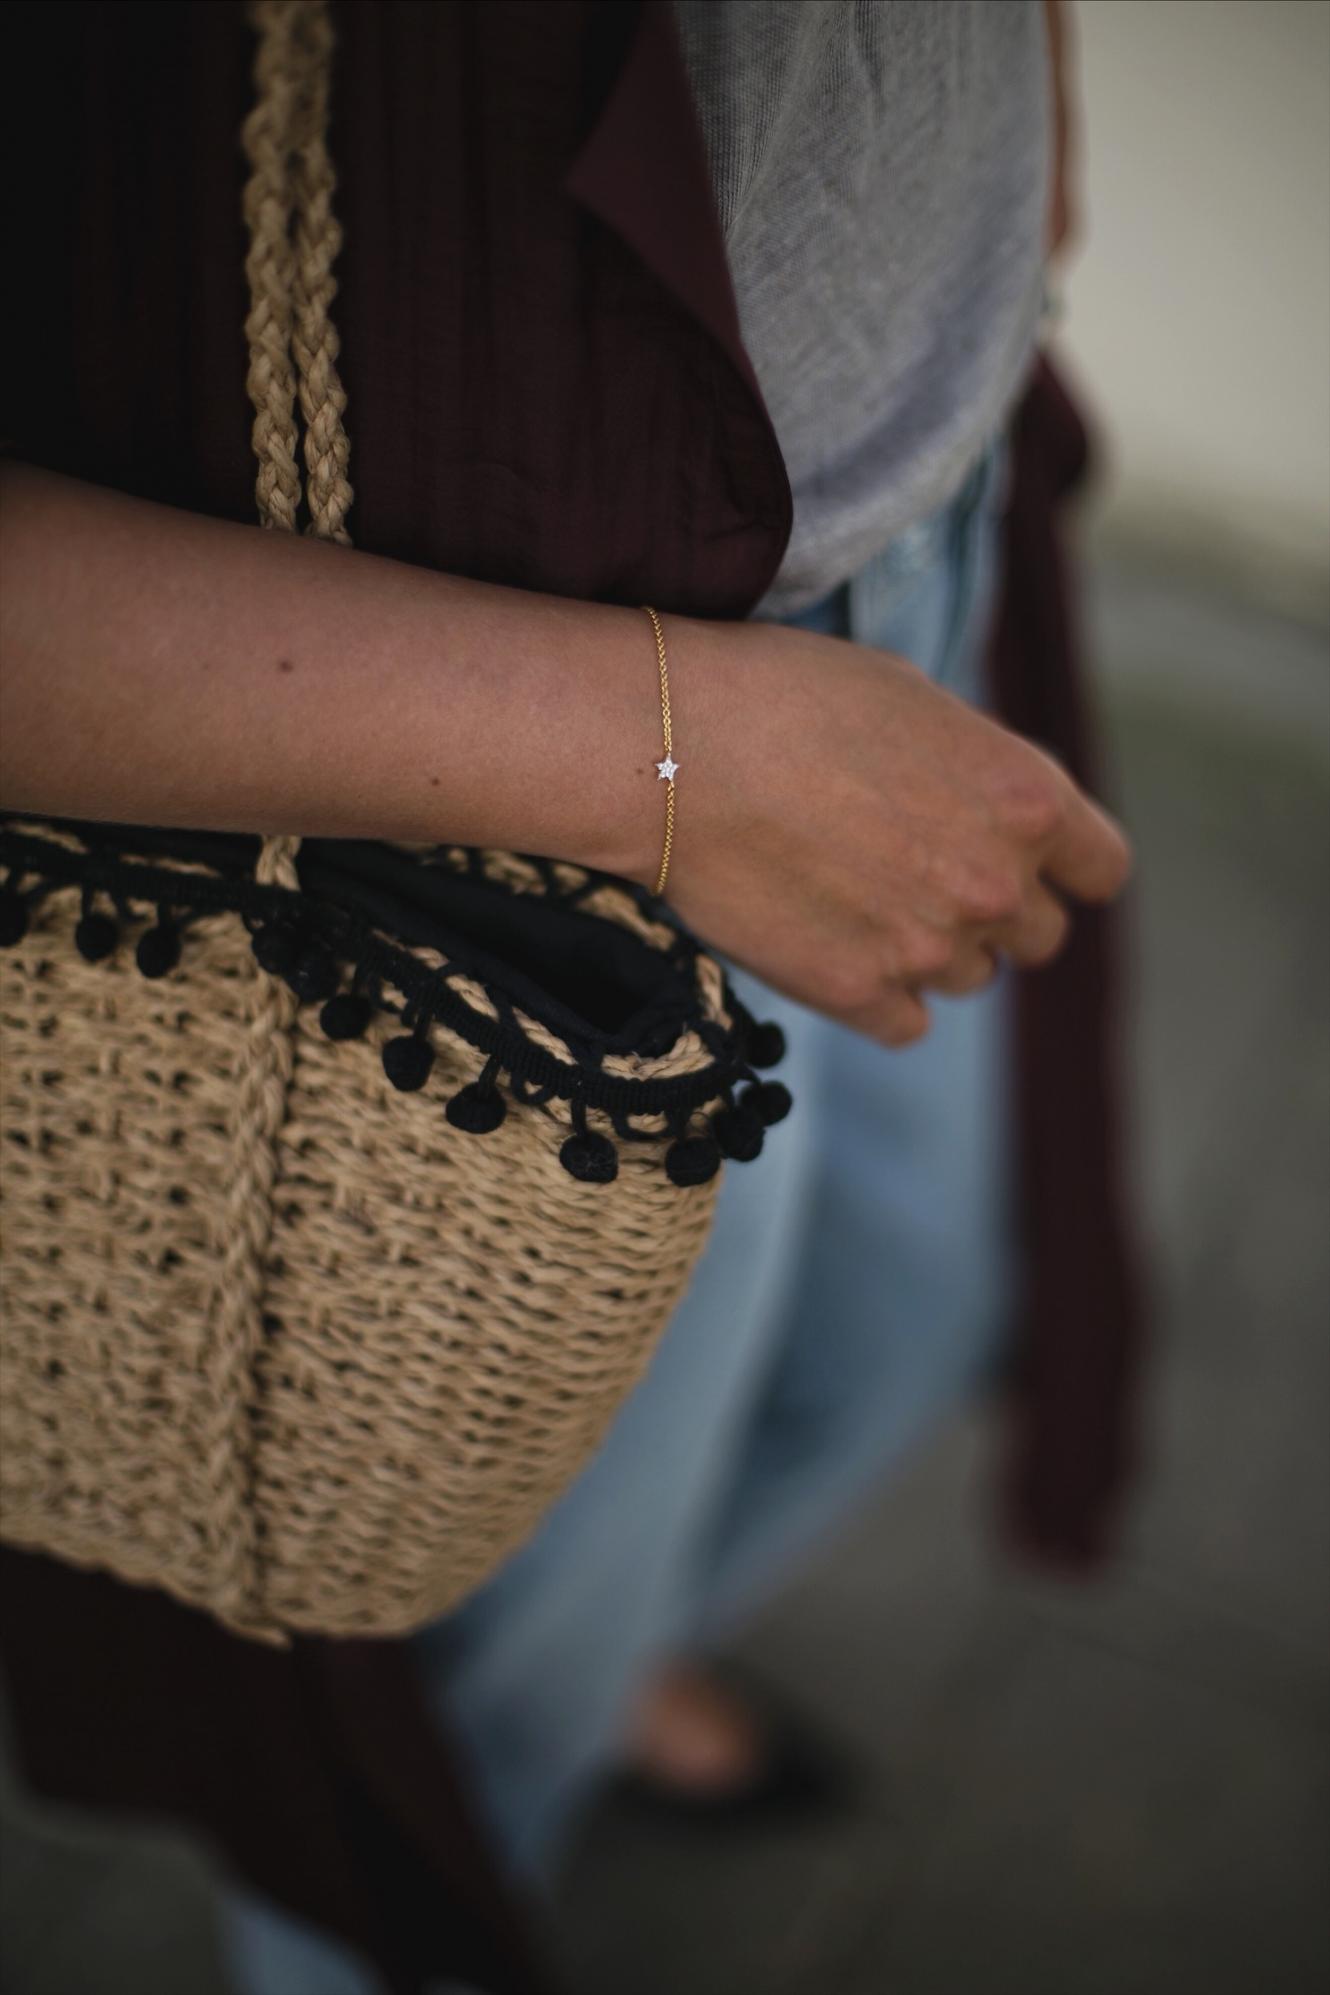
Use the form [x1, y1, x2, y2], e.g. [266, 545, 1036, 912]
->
[0, 871, 720, 1639]
[0, 1, 728, 1641]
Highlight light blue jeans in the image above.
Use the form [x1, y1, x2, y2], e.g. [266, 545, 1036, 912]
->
[225, 447, 1014, 1987]
[422, 444, 1017, 1879]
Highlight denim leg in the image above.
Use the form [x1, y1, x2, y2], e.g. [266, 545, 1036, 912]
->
[421, 981, 824, 1877]
[686, 980, 1013, 1642]
[220, 1890, 387, 1995]
[686, 449, 1014, 1636]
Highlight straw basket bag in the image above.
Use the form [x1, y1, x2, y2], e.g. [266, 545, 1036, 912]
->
[0, 0, 790, 1642]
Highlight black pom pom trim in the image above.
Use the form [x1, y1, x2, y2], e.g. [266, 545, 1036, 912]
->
[712, 1104, 764, 1162]
[74, 912, 119, 963]
[665, 1134, 722, 1187]
[285, 943, 339, 1004]
[251, 923, 301, 978]
[0, 821, 800, 1190]
[560, 1131, 619, 1183]
[740, 1080, 792, 1127]
[446, 1083, 508, 1135]
[0, 890, 28, 947]
[635, 1020, 680, 1059]
[746, 1020, 787, 1070]
[319, 992, 371, 1041]
[135, 921, 181, 980]
[382, 1033, 434, 1092]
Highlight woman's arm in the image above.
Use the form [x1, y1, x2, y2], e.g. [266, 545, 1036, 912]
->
[0, 461, 1130, 1046]
[0, 460, 662, 879]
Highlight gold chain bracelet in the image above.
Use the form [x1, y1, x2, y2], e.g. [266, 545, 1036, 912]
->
[642, 605, 677, 898]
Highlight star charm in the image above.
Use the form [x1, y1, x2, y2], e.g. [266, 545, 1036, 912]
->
[656, 755, 679, 782]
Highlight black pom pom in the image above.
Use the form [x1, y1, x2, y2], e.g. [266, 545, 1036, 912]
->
[665, 1134, 722, 1187]
[251, 924, 300, 977]
[0, 890, 28, 948]
[711, 1104, 765, 1163]
[285, 943, 339, 1004]
[74, 912, 118, 963]
[740, 1080, 792, 1127]
[382, 1033, 434, 1092]
[446, 1083, 508, 1135]
[319, 992, 371, 1041]
[135, 921, 181, 980]
[560, 1131, 619, 1184]
[636, 1020, 680, 1059]
[746, 1020, 787, 1070]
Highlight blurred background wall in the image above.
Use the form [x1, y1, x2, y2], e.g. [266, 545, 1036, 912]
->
[1060, 0, 1330, 621]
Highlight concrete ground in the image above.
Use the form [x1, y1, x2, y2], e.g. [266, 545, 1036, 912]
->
[2, 556, 1328, 1994]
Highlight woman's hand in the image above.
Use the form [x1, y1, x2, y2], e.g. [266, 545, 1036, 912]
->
[654, 616, 1131, 1046]
[2, 466, 1129, 1054]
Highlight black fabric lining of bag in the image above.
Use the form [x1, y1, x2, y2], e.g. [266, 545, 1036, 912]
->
[296, 838, 683, 1040]
[0, 819, 736, 1085]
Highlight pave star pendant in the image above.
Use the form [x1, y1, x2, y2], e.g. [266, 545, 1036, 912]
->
[656, 755, 679, 781]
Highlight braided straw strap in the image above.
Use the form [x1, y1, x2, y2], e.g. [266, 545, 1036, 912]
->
[286, 0, 354, 545]
[241, 1, 304, 538]
[200, 0, 351, 1627]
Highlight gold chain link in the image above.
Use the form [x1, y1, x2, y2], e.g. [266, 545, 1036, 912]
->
[642, 606, 676, 898]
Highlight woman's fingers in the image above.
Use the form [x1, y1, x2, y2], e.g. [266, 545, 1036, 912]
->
[844, 984, 933, 1049]
[911, 943, 1001, 998]
[898, 876, 1074, 1001]
[1042, 784, 1133, 905]
[990, 882, 1071, 968]
[826, 878, 1072, 1040]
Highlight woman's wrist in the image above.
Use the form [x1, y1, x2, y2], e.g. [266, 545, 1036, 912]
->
[0, 463, 714, 889]
[576, 608, 737, 897]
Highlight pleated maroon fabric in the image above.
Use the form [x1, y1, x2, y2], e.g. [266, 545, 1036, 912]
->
[2, 0, 790, 615]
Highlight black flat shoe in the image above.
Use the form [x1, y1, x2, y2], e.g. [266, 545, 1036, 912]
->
[610, 1664, 864, 1828]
